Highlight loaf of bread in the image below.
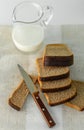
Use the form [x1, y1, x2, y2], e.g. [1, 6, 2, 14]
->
[38, 77, 71, 92]
[43, 44, 73, 66]
[36, 58, 70, 81]
[65, 80, 84, 111]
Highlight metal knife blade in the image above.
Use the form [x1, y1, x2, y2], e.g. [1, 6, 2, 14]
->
[18, 64, 56, 128]
[18, 64, 37, 94]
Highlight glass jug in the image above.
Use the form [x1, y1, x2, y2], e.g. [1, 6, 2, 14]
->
[12, 1, 53, 52]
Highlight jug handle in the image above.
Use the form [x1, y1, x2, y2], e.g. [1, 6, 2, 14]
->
[41, 6, 53, 27]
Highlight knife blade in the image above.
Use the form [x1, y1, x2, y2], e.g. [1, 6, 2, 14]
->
[18, 64, 56, 127]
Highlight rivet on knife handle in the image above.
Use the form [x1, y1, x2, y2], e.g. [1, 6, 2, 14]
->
[32, 91, 56, 127]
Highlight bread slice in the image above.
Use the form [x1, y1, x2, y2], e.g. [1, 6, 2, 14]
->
[43, 44, 73, 66]
[65, 80, 84, 111]
[38, 77, 72, 92]
[44, 83, 77, 106]
[36, 58, 70, 81]
[8, 75, 38, 111]
[8, 80, 29, 111]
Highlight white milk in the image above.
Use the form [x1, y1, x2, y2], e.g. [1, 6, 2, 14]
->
[12, 23, 44, 52]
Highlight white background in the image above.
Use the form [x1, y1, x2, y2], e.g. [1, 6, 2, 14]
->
[0, 0, 84, 25]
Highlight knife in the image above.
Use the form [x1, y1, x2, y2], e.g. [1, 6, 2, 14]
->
[18, 64, 56, 127]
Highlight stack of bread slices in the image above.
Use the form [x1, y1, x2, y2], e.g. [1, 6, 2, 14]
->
[36, 44, 77, 106]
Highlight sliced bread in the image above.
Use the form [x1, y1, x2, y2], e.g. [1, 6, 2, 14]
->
[65, 80, 84, 111]
[38, 77, 72, 92]
[36, 58, 70, 81]
[44, 83, 77, 106]
[8, 80, 29, 111]
[8, 75, 38, 111]
[43, 44, 73, 66]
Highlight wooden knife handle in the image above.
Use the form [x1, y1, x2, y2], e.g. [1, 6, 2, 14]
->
[32, 91, 56, 127]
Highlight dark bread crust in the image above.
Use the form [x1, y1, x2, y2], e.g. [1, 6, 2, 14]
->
[43, 43, 74, 66]
[46, 92, 77, 106]
[44, 55, 73, 66]
[8, 98, 21, 111]
[38, 71, 70, 81]
[40, 83, 71, 93]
